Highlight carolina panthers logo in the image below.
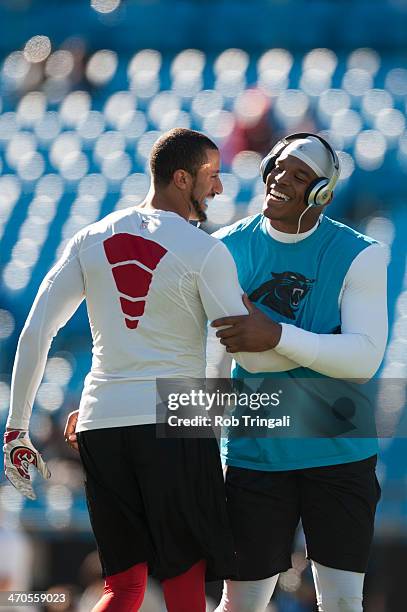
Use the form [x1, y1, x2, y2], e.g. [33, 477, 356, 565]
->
[249, 271, 315, 320]
[10, 447, 37, 480]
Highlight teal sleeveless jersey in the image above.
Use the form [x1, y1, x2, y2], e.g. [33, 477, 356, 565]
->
[213, 214, 379, 471]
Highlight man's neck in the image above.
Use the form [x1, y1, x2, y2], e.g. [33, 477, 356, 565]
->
[266, 210, 322, 234]
[139, 187, 190, 221]
[265, 216, 322, 243]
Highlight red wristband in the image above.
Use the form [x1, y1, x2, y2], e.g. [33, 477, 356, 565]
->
[4, 430, 26, 443]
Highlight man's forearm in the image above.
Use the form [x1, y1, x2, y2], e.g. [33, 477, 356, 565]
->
[273, 324, 384, 379]
[7, 236, 85, 430]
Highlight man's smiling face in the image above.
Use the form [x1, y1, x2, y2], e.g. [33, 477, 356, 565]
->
[189, 148, 223, 222]
[262, 153, 319, 231]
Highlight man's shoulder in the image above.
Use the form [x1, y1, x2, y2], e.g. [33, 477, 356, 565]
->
[183, 221, 219, 246]
[324, 216, 378, 249]
[172, 221, 223, 268]
[89, 207, 138, 236]
[212, 214, 263, 242]
[72, 208, 136, 246]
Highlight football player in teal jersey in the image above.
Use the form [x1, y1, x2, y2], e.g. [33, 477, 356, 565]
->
[212, 134, 388, 612]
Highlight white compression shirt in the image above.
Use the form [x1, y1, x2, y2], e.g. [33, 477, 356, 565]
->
[7, 207, 273, 432]
[240, 218, 388, 378]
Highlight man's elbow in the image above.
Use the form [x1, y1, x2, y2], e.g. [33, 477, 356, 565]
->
[337, 332, 386, 381]
[19, 325, 39, 346]
[342, 351, 384, 382]
[234, 354, 259, 374]
[358, 357, 384, 381]
[19, 323, 54, 348]
[359, 335, 386, 380]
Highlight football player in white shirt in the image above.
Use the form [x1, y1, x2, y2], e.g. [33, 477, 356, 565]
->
[4, 128, 286, 612]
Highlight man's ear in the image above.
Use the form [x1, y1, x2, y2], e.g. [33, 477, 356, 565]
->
[173, 169, 190, 190]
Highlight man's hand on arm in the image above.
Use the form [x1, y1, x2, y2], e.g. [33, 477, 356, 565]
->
[197, 241, 298, 372]
[3, 429, 51, 500]
[211, 294, 282, 352]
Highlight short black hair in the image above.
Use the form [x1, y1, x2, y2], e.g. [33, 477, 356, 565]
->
[150, 128, 218, 186]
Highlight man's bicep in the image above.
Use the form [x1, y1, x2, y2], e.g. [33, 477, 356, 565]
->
[341, 245, 388, 343]
[197, 243, 248, 321]
[24, 246, 85, 337]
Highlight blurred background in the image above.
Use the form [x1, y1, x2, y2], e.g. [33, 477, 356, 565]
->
[0, 0, 406, 610]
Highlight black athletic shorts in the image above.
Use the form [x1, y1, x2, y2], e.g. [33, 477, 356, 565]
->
[225, 455, 381, 580]
[77, 425, 237, 581]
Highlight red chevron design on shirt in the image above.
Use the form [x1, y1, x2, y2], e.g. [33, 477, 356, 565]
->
[104, 233, 167, 329]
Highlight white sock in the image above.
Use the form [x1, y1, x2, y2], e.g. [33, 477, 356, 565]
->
[214, 575, 279, 612]
[311, 560, 365, 612]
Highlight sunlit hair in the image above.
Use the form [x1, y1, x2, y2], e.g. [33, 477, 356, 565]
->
[150, 128, 218, 186]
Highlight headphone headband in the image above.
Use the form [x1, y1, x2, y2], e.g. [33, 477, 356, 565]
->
[260, 132, 340, 207]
